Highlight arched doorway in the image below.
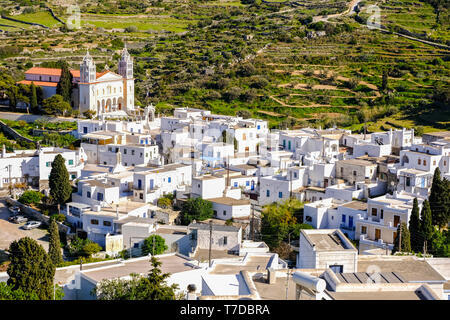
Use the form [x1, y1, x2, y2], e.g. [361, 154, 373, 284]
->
[106, 99, 112, 112]
[118, 97, 123, 110]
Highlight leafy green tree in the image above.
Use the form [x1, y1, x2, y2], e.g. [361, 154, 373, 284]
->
[43, 94, 72, 116]
[430, 229, 450, 257]
[49, 154, 72, 213]
[393, 222, 411, 253]
[82, 242, 102, 257]
[157, 197, 172, 209]
[409, 198, 422, 252]
[141, 235, 168, 256]
[0, 282, 39, 300]
[94, 257, 179, 300]
[236, 109, 252, 119]
[48, 219, 63, 266]
[67, 237, 101, 257]
[7, 237, 55, 300]
[429, 168, 449, 228]
[181, 197, 213, 225]
[420, 200, 434, 245]
[18, 190, 43, 205]
[7, 86, 18, 109]
[83, 110, 96, 119]
[56, 61, 73, 103]
[261, 199, 304, 249]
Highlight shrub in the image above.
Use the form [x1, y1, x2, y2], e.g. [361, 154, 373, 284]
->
[141, 235, 168, 256]
[82, 242, 102, 257]
[157, 197, 172, 209]
[50, 214, 66, 223]
[124, 26, 138, 33]
[18, 190, 43, 206]
[67, 237, 101, 258]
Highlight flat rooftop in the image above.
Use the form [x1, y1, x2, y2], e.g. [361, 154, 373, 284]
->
[338, 159, 376, 167]
[326, 290, 424, 300]
[307, 233, 348, 251]
[342, 201, 368, 211]
[82, 254, 196, 283]
[302, 230, 355, 251]
[208, 197, 250, 206]
[188, 222, 240, 232]
[192, 249, 239, 263]
[357, 257, 446, 282]
[211, 255, 273, 275]
[253, 275, 297, 300]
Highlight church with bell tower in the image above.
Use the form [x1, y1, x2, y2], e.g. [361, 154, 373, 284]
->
[78, 45, 135, 117]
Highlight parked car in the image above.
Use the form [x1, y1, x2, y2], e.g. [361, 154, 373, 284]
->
[8, 206, 20, 214]
[11, 215, 27, 224]
[22, 221, 42, 230]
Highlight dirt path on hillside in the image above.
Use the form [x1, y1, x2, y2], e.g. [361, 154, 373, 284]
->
[269, 95, 355, 108]
[313, 0, 361, 23]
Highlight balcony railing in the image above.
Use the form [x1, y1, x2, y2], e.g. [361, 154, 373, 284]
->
[340, 223, 355, 231]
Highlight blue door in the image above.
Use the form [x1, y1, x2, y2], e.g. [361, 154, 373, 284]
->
[150, 179, 154, 190]
[251, 181, 255, 191]
[138, 179, 142, 190]
[349, 216, 353, 228]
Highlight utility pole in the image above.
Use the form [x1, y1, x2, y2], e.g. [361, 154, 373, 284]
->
[208, 220, 213, 268]
[423, 241, 427, 260]
[285, 270, 290, 300]
[153, 235, 155, 255]
[289, 170, 293, 199]
[364, 120, 367, 140]
[8, 164, 12, 197]
[251, 203, 255, 241]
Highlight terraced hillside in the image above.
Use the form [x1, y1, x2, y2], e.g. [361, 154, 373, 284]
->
[0, 0, 448, 134]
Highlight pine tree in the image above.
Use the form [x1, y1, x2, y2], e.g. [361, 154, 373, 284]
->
[30, 82, 37, 111]
[409, 198, 422, 252]
[48, 219, 63, 266]
[393, 222, 411, 254]
[56, 61, 73, 103]
[7, 237, 55, 300]
[49, 154, 72, 213]
[420, 200, 434, 246]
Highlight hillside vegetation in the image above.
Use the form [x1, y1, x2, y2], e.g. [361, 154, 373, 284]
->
[0, 0, 448, 133]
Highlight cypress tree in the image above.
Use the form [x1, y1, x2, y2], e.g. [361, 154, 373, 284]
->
[393, 222, 411, 254]
[56, 61, 73, 103]
[429, 168, 443, 227]
[420, 200, 434, 246]
[7, 237, 55, 300]
[409, 198, 422, 252]
[381, 69, 389, 91]
[30, 82, 37, 111]
[48, 219, 63, 266]
[49, 154, 72, 213]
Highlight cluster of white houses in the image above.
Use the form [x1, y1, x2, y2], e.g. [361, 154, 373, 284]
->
[4, 50, 449, 300]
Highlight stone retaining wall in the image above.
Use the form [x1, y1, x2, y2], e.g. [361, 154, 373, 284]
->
[5, 197, 71, 234]
[0, 120, 37, 147]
